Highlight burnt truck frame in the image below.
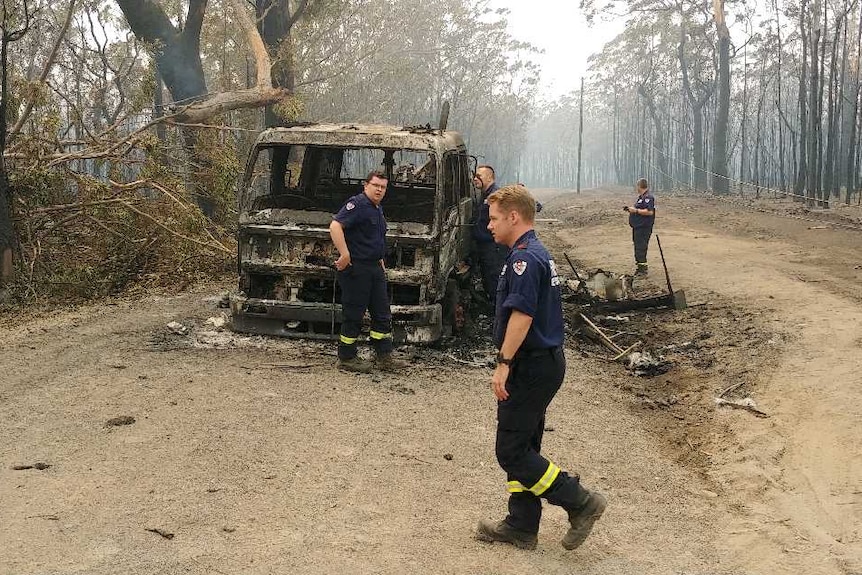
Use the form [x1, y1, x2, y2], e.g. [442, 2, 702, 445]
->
[229, 123, 476, 343]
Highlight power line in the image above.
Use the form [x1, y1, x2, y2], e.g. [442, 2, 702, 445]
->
[638, 143, 862, 232]
[640, 136, 862, 210]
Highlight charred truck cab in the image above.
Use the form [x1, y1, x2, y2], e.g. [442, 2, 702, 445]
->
[230, 123, 475, 343]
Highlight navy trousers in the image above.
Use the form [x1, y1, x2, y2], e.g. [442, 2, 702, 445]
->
[632, 225, 652, 268]
[336, 261, 393, 359]
[496, 347, 586, 533]
[475, 241, 507, 307]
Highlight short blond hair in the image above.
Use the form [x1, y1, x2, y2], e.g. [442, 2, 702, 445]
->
[487, 184, 536, 223]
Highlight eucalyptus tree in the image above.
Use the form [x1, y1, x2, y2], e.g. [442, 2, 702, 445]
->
[292, 0, 541, 182]
[678, 4, 716, 192]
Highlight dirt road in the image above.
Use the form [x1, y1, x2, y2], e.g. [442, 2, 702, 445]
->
[1, 187, 860, 574]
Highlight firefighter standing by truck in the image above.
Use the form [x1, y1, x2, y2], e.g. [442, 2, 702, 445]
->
[329, 170, 403, 373]
[472, 165, 505, 308]
[475, 184, 607, 551]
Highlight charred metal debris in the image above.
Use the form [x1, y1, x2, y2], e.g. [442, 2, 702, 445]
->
[229, 122, 477, 344]
[562, 235, 687, 377]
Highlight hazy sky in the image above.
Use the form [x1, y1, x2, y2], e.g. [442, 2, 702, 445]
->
[487, 1, 626, 100]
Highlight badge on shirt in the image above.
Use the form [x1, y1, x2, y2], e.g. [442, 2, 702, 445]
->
[346, 202, 355, 210]
[549, 259, 560, 286]
[513, 260, 527, 275]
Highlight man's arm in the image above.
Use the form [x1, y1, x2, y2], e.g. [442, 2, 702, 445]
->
[491, 310, 533, 401]
[329, 220, 351, 270]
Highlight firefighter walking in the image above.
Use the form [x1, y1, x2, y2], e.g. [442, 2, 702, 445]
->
[475, 184, 607, 551]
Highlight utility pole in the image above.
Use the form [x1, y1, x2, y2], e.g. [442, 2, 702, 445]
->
[577, 77, 585, 193]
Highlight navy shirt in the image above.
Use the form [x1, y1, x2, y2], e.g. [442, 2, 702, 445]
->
[629, 191, 656, 229]
[493, 230, 564, 350]
[333, 192, 387, 262]
[472, 182, 499, 243]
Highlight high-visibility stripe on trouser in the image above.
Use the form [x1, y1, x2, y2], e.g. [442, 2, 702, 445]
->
[506, 461, 561, 496]
[530, 461, 561, 495]
[369, 330, 392, 340]
[507, 481, 526, 493]
[340, 334, 358, 344]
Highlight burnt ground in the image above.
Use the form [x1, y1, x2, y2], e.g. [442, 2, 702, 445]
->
[1, 186, 861, 575]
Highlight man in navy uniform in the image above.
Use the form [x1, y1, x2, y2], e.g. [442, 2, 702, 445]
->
[472, 165, 506, 308]
[329, 170, 401, 373]
[625, 178, 656, 276]
[476, 184, 606, 551]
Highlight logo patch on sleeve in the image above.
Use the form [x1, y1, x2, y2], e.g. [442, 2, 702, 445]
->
[346, 202, 355, 210]
[513, 260, 527, 276]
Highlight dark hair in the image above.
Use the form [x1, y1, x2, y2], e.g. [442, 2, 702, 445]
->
[637, 178, 649, 190]
[477, 164, 496, 177]
[365, 170, 388, 183]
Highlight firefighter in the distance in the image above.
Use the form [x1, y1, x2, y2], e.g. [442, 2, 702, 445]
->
[329, 170, 403, 373]
[625, 178, 656, 275]
[475, 184, 607, 551]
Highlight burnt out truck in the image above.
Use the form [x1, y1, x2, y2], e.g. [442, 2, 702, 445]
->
[229, 123, 476, 343]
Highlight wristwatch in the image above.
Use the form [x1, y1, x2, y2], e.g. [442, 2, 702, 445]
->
[496, 351, 513, 366]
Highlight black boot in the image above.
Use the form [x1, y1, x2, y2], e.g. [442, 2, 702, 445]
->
[561, 488, 607, 550]
[475, 519, 538, 550]
[544, 475, 607, 551]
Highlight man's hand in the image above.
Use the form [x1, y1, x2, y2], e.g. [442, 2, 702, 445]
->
[491, 364, 510, 401]
[623, 206, 631, 212]
[334, 252, 351, 271]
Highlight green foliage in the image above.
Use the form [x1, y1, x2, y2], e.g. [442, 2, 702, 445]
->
[292, 0, 542, 182]
[274, 95, 305, 123]
[1, 0, 547, 306]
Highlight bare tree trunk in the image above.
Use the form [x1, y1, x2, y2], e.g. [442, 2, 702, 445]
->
[775, 0, 787, 193]
[679, 27, 714, 193]
[846, 2, 862, 204]
[1, 2, 33, 286]
[807, 0, 823, 206]
[755, 57, 767, 198]
[795, 0, 810, 202]
[256, 0, 307, 127]
[712, 0, 731, 194]
[577, 77, 584, 193]
[638, 84, 670, 191]
[824, 8, 846, 203]
[0, 35, 11, 280]
[740, 26, 749, 195]
[153, 61, 167, 143]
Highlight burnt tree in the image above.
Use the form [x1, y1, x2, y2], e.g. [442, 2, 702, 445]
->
[0, 0, 32, 286]
[711, 0, 731, 194]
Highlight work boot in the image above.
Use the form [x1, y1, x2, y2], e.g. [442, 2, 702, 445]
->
[337, 356, 374, 374]
[475, 519, 538, 550]
[635, 264, 648, 276]
[374, 353, 410, 372]
[561, 489, 607, 551]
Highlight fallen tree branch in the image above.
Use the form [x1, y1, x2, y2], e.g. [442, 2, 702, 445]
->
[714, 397, 769, 418]
[119, 201, 232, 255]
[578, 312, 625, 354]
[29, 198, 136, 215]
[612, 340, 642, 361]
